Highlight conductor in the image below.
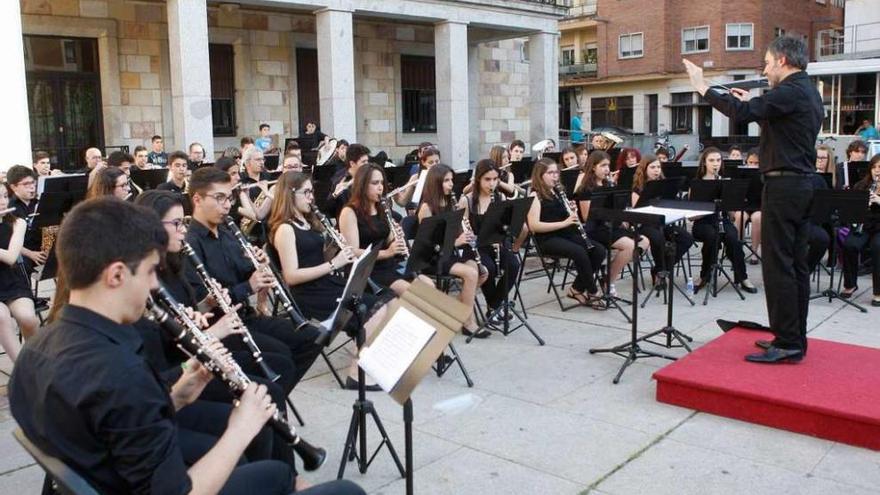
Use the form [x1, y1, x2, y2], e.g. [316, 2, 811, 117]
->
[683, 36, 823, 363]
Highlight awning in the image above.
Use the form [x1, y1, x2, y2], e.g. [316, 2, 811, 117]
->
[807, 58, 880, 76]
[663, 101, 711, 108]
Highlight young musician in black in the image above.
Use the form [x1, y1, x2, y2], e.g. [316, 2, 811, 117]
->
[0, 187, 36, 358]
[85, 166, 132, 201]
[9, 198, 298, 494]
[417, 164, 488, 336]
[157, 151, 189, 194]
[184, 167, 323, 388]
[327, 144, 371, 219]
[630, 155, 694, 285]
[836, 140, 868, 189]
[689, 147, 757, 294]
[508, 140, 526, 163]
[6, 165, 43, 275]
[461, 160, 521, 322]
[526, 158, 606, 308]
[841, 154, 880, 306]
[575, 151, 649, 297]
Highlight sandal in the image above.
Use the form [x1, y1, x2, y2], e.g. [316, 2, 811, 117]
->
[586, 293, 608, 311]
[567, 288, 590, 306]
[841, 286, 858, 299]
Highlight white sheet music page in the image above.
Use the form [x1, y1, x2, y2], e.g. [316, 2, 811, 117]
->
[631, 205, 711, 223]
[358, 307, 437, 392]
[410, 170, 428, 205]
[320, 244, 373, 329]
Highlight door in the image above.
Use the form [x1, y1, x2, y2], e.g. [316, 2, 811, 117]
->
[24, 36, 103, 170]
[698, 105, 713, 142]
[296, 48, 320, 134]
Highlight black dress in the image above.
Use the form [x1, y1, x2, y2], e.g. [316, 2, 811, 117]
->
[0, 223, 32, 303]
[355, 211, 411, 288]
[578, 186, 630, 246]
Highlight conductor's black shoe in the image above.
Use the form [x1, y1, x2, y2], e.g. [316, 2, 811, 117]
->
[463, 327, 492, 339]
[754, 339, 773, 350]
[345, 376, 382, 392]
[872, 297, 880, 307]
[745, 346, 804, 364]
[737, 280, 758, 294]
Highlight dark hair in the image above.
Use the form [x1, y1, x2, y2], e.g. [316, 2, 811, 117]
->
[346, 163, 386, 230]
[168, 151, 189, 165]
[746, 148, 760, 161]
[188, 166, 231, 198]
[285, 141, 301, 152]
[854, 154, 880, 190]
[86, 167, 127, 200]
[529, 158, 558, 201]
[767, 35, 808, 70]
[655, 147, 669, 158]
[577, 151, 612, 193]
[214, 156, 236, 173]
[33, 151, 50, 163]
[151, 135, 163, 142]
[696, 146, 724, 178]
[107, 150, 134, 168]
[419, 147, 440, 166]
[188, 142, 204, 153]
[632, 154, 663, 192]
[847, 140, 868, 159]
[259, 123, 270, 131]
[134, 145, 147, 155]
[6, 165, 36, 186]
[346, 143, 370, 165]
[337, 139, 349, 148]
[56, 198, 167, 290]
[509, 140, 525, 151]
[472, 159, 500, 201]
[135, 190, 187, 274]
[240, 136, 255, 147]
[420, 164, 454, 215]
[728, 145, 742, 153]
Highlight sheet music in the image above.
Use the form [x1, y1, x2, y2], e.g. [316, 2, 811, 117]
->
[320, 244, 374, 330]
[358, 307, 437, 392]
[630, 205, 711, 223]
[410, 170, 428, 205]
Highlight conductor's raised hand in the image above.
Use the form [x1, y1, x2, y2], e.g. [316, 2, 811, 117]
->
[730, 88, 752, 102]
[682, 59, 709, 95]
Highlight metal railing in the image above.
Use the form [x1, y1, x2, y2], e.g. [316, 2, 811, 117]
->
[816, 22, 880, 60]
[559, 63, 597, 76]
[562, 0, 597, 18]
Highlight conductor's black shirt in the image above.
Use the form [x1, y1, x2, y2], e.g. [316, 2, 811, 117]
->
[703, 71, 822, 175]
[8, 305, 192, 494]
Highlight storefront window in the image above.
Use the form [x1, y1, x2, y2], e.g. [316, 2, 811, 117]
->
[813, 73, 878, 135]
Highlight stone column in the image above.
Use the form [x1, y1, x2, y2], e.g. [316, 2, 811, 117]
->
[467, 43, 480, 162]
[316, 9, 356, 141]
[529, 31, 559, 148]
[435, 21, 470, 169]
[167, 0, 214, 157]
[3, 1, 32, 169]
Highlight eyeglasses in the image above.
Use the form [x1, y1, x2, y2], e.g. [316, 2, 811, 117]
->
[293, 188, 314, 197]
[162, 219, 187, 231]
[206, 192, 233, 204]
[116, 182, 130, 189]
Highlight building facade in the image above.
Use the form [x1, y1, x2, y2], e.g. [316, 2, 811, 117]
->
[6, 0, 567, 170]
[558, 0, 843, 152]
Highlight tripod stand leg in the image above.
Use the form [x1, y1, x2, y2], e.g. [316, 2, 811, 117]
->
[368, 407, 406, 477]
[446, 343, 474, 387]
[337, 408, 360, 479]
[285, 398, 304, 426]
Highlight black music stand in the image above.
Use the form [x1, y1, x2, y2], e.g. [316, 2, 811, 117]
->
[809, 189, 869, 313]
[728, 168, 763, 261]
[511, 158, 534, 184]
[617, 166, 637, 189]
[588, 208, 678, 383]
[403, 210, 473, 386]
[662, 166, 696, 192]
[264, 154, 280, 171]
[453, 171, 471, 197]
[336, 247, 406, 480]
[689, 179, 751, 304]
[385, 166, 413, 191]
[543, 152, 562, 163]
[560, 168, 580, 195]
[842, 161, 870, 189]
[470, 197, 543, 345]
[130, 169, 170, 191]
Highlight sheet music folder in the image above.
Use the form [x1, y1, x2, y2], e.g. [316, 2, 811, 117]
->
[358, 279, 470, 405]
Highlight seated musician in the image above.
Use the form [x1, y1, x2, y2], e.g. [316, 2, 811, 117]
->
[560, 147, 580, 170]
[416, 164, 488, 337]
[733, 148, 762, 264]
[841, 154, 880, 306]
[508, 139, 526, 163]
[689, 147, 757, 294]
[575, 151, 649, 297]
[0, 188, 38, 357]
[85, 166, 131, 201]
[326, 144, 371, 219]
[615, 147, 641, 170]
[526, 158, 606, 309]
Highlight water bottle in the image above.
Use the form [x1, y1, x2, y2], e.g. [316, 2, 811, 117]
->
[686, 277, 694, 296]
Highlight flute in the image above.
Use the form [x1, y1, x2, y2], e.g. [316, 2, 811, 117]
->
[234, 179, 279, 191]
[146, 291, 327, 471]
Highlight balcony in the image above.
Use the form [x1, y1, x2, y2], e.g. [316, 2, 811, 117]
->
[816, 22, 880, 61]
[559, 62, 597, 77]
[563, 0, 597, 18]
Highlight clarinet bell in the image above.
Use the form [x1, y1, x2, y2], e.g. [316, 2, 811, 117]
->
[294, 438, 328, 471]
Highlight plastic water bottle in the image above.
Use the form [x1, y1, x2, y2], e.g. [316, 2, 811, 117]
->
[686, 277, 694, 296]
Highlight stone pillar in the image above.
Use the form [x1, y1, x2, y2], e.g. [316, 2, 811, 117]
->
[529, 31, 559, 148]
[435, 21, 470, 169]
[316, 9, 356, 141]
[467, 43, 480, 162]
[3, 1, 32, 169]
[167, 0, 214, 157]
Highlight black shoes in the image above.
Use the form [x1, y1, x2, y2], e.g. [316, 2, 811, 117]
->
[754, 339, 773, 350]
[873, 297, 880, 307]
[745, 346, 804, 364]
[463, 327, 492, 339]
[345, 376, 382, 392]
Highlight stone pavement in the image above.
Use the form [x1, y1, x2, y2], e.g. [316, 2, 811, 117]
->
[1, 260, 878, 494]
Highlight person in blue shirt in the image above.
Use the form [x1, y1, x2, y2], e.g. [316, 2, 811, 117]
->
[570, 113, 583, 144]
[856, 119, 880, 141]
[255, 123, 273, 152]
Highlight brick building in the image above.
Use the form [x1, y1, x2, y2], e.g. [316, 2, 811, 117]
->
[5, 0, 567, 170]
[559, 0, 844, 153]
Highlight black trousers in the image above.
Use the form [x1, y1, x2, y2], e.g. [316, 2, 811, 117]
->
[641, 224, 694, 276]
[537, 235, 606, 294]
[478, 245, 521, 309]
[220, 461, 293, 495]
[177, 400, 273, 466]
[245, 315, 323, 388]
[692, 217, 748, 283]
[761, 175, 814, 352]
[842, 230, 880, 294]
[806, 224, 831, 274]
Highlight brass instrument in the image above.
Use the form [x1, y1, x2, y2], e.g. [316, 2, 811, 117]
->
[600, 131, 623, 151]
[553, 183, 594, 251]
[146, 290, 327, 471]
[239, 181, 276, 236]
[531, 139, 555, 160]
[181, 241, 279, 382]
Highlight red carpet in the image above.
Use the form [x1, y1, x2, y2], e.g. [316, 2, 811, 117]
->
[653, 328, 880, 450]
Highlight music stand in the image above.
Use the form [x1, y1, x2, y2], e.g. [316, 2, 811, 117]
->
[617, 166, 637, 189]
[730, 168, 763, 261]
[264, 154, 280, 171]
[588, 208, 678, 383]
[543, 152, 562, 164]
[843, 161, 870, 189]
[510, 158, 534, 184]
[560, 168, 580, 195]
[385, 166, 413, 191]
[809, 189, 869, 313]
[634, 178, 686, 208]
[663, 166, 695, 192]
[470, 197, 544, 344]
[130, 169, 170, 191]
[453, 171, 471, 197]
[722, 159, 742, 175]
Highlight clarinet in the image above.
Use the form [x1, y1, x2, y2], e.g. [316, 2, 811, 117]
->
[858, 179, 879, 234]
[451, 191, 486, 272]
[311, 208, 347, 277]
[488, 188, 503, 279]
[146, 291, 327, 471]
[224, 216, 317, 333]
[380, 197, 410, 261]
[180, 241, 279, 382]
[553, 183, 594, 251]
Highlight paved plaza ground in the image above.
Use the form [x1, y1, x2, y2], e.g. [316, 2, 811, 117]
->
[1, 259, 878, 494]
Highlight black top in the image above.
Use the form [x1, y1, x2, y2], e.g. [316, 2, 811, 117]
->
[534, 196, 580, 244]
[355, 211, 391, 251]
[854, 180, 880, 233]
[703, 71, 822, 175]
[325, 169, 352, 219]
[239, 171, 273, 202]
[297, 131, 327, 151]
[184, 219, 255, 305]
[9, 196, 40, 251]
[8, 305, 191, 494]
[156, 180, 184, 194]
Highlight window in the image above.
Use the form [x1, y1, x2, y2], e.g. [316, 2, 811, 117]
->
[774, 27, 786, 38]
[619, 33, 644, 59]
[671, 92, 694, 134]
[726, 23, 753, 50]
[682, 26, 710, 54]
[209, 44, 236, 137]
[583, 43, 598, 64]
[561, 46, 575, 66]
[520, 40, 530, 63]
[646, 94, 658, 134]
[591, 96, 634, 130]
[401, 55, 436, 134]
